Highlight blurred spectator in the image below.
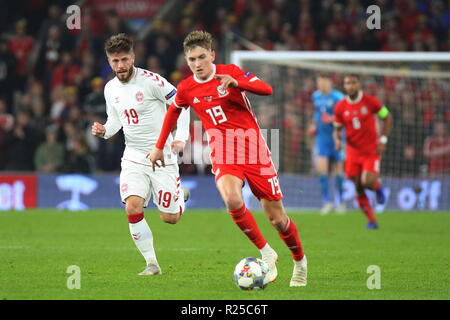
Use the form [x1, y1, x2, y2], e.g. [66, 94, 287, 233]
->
[34, 125, 64, 173]
[5, 109, 40, 171]
[8, 19, 34, 91]
[399, 145, 421, 176]
[0, 35, 16, 107]
[50, 51, 80, 89]
[424, 122, 450, 175]
[0, 98, 14, 169]
[63, 134, 95, 174]
[84, 77, 105, 116]
[34, 25, 70, 85]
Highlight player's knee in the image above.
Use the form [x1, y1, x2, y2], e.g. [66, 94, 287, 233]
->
[126, 203, 143, 216]
[223, 193, 244, 211]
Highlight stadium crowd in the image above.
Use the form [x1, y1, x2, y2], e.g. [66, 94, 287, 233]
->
[0, 0, 449, 175]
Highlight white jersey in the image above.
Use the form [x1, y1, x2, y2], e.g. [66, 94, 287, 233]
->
[103, 67, 190, 165]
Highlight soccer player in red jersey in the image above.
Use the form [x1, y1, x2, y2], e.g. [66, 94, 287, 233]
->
[333, 75, 393, 229]
[148, 31, 307, 286]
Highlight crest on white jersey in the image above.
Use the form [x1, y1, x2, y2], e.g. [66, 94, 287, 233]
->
[135, 91, 144, 102]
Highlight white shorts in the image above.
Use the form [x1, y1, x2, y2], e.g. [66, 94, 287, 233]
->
[119, 159, 185, 214]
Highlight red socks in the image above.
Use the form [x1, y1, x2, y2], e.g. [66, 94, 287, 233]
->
[127, 212, 144, 223]
[229, 205, 267, 250]
[357, 195, 376, 223]
[230, 205, 305, 262]
[279, 218, 305, 261]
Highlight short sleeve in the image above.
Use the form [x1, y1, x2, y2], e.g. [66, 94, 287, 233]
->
[368, 95, 383, 113]
[174, 81, 190, 109]
[333, 102, 343, 125]
[148, 73, 178, 105]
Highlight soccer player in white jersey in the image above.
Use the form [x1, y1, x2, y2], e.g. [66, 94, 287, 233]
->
[91, 33, 190, 275]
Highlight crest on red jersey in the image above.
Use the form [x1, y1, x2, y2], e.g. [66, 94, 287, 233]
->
[361, 106, 368, 115]
[216, 85, 228, 97]
[135, 91, 144, 102]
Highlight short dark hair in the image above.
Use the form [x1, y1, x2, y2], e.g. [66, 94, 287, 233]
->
[104, 33, 133, 55]
[344, 74, 360, 81]
[183, 30, 213, 53]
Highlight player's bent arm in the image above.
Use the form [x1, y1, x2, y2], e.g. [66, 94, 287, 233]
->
[155, 104, 183, 149]
[236, 76, 273, 95]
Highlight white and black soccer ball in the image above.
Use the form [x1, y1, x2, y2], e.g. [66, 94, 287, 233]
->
[233, 257, 270, 290]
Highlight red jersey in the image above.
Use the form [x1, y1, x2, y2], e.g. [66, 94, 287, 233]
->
[424, 136, 450, 174]
[334, 92, 382, 157]
[173, 64, 273, 166]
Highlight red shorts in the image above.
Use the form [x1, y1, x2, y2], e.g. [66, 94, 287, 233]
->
[345, 153, 381, 178]
[212, 163, 283, 201]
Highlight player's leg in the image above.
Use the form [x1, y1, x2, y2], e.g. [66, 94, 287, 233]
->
[316, 155, 333, 215]
[346, 156, 377, 228]
[351, 175, 378, 229]
[260, 198, 307, 286]
[215, 171, 280, 281]
[216, 173, 269, 251]
[120, 160, 160, 275]
[150, 164, 186, 225]
[332, 156, 346, 214]
[361, 157, 385, 205]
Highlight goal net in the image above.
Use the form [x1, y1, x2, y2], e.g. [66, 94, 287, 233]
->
[231, 51, 450, 212]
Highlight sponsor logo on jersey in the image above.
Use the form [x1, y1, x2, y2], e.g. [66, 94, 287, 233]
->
[115, 97, 120, 104]
[135, 91, 144, 102]
[244, 71, 251, 78]
[203, 96, 213, 102]
[193, 97, 200, 104]
[165, 89, 176, 100]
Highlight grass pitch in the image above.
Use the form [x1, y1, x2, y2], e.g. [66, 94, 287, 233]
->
[0, 209, 449, 300]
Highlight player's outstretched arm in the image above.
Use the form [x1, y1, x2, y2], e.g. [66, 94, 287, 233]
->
[147, 104, 182, 171]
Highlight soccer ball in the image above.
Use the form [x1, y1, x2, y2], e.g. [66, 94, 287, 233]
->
[233, 257, 270, 290]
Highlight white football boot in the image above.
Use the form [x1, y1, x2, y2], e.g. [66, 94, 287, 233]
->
[335, 202, 347, 215]
[320, 202, 333, 215]
[261, 248, 278, 282]
[289, 255, 307, 287]
[181, 185, 190, 202]
[138, 261, 162, 276]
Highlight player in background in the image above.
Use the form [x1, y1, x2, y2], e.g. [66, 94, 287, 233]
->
[308, 74, 346, 215]
[148, 31, 307, 287]
[91, 33, 190, 275]
[333, 75, 392, 229]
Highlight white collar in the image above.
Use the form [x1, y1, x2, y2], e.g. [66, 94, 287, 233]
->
[346, 90, 363, 104]
[193, 64, 216, 83]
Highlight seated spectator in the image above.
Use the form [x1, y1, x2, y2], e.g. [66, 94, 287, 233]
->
[34, 125, 64, 173]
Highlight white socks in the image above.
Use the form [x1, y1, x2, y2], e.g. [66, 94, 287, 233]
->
[129, 218, 157, 265]
[259, 243, 274, 256]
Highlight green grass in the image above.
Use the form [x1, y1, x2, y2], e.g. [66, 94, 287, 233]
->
[0, 209, 449, 300]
